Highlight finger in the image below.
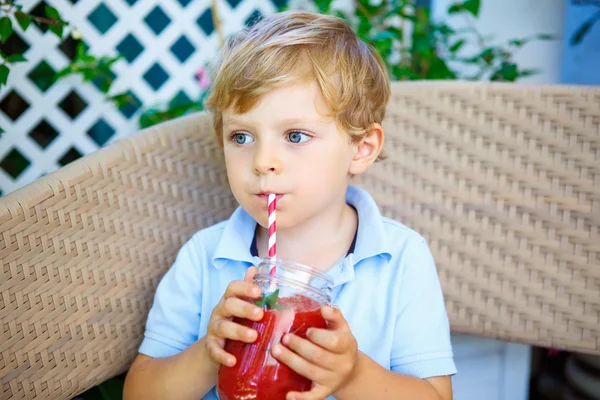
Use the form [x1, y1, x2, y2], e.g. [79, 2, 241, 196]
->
[224, 279, 261, 300]
[305, 328, 353, 354]
[321, 306, 349, 331]
[286, 387, 330, 400]
[272, 343, 331, 383]
[206, 338, 236, 367]
[244, 266, 259, 282]
[211, 318, 257, 343]
[282, 334, 336, 370]
[221, 297, 263, 321]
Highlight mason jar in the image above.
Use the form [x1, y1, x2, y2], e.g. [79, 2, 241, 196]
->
[217, 258, 334, 400]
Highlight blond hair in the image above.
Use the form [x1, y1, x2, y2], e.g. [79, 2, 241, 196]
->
[205, 11, 391, 160]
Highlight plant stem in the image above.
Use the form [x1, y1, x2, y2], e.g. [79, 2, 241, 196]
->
[354, 0, 373, 20]
[211, 0, 223, 47]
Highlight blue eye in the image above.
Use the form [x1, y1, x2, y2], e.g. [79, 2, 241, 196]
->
[288, 131, 310, 143]
[233, 133, 254, 144]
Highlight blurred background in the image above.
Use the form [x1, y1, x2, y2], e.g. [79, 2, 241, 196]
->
[1, 0, 599, 399]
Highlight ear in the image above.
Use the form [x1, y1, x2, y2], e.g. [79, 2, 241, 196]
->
[349, 123, 384, 175]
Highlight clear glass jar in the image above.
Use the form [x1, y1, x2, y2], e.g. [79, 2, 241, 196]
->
[217, 258, 334, 400]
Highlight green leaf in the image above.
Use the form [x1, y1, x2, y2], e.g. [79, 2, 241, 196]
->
[535, 33, 556, 41]
[108, 93, 134, 108]
[255, 289, 281, 309]
[437, 24, 456, 36]
[463, 0, 481, 17]
[0, 17, 13, 44]
[45, 5, 61, 21]
[0, 65, 9, 86]
[448, 0, 480, 16]
[570, 11, 600, 45]
[49, 24, 64, 39]
[15, 13, 33, 32]
[54, 65, 75, 81]
[510, 33, 556, 48]
[82, 68, 96, 82]
[449, 39, 465, 53]
[468, 47, 495, 64]
[516, 68, 540, 79]
[7, 54, 27, 63]
[314, 0, 333, 13]
[76, 42, 88, 57]
[491, 63, 519, 82]
[448, 3, 464, 14]
[509, 38, 526, 47]
[94, 75, 114, 93]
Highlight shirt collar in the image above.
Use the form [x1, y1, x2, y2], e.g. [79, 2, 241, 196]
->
[212, 206, 259, 269]
[346, 185, 392, 265]
[212, 185, 391, 269]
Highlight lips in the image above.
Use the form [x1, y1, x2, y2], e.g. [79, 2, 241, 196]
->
[256, 193, 284, 203]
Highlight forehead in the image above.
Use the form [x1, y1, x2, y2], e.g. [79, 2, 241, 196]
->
[222, 81, 334, 125]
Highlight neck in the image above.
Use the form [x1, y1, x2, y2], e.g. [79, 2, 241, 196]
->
[256, 193, 357, 272]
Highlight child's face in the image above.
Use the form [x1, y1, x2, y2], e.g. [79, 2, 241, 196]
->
[222, 80, 358, 230]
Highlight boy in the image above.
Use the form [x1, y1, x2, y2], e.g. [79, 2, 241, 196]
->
[124, 11, 456, 400]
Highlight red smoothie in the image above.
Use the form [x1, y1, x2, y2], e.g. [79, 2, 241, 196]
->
[217, 295, 327, 400]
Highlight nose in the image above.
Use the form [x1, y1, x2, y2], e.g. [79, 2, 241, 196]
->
[253, 139, 281, 176]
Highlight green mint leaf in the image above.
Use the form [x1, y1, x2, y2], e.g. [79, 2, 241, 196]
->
[266, 289, 280, 308]
[0, 17, 13, 44]
[254, 296, 266, 307]
[255, 289, 281, 309]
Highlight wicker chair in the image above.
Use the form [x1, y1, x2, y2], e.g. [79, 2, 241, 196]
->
[1, 81, 599, 399]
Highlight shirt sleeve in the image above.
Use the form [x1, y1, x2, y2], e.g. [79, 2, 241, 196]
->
[138, 236, 204, 358]
[390, 238, 457, 378]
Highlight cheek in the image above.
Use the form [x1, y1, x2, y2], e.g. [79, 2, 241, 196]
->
[297, 145, 352, 178]
[224, 152, 246, 188]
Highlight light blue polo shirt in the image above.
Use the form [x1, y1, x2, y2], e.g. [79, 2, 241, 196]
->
[139, 185, 456, 399]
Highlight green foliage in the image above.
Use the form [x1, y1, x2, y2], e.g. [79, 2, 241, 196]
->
[54, 42, 123, 95]
[0, 1, 573, 398]
[570, 9, 600, 45]
[1, 0, 68, 87]
[315, 0, 554, 82]
[0, 0, 561, 133]
[0, 15, 13, 43]
[255, 289, 284, 310]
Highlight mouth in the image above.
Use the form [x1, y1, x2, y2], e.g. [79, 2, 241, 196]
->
[256, 193, 284, 203]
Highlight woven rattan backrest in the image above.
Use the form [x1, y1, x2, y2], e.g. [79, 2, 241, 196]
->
[356, 82, 599, 353]
[1, 82, 599, 399]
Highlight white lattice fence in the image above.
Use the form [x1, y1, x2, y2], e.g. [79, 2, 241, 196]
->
[0, 0, 284, 196]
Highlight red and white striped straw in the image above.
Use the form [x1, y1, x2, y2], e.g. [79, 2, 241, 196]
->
[267, 194, 277, 287]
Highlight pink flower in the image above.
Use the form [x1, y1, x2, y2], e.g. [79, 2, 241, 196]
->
[195, 67, 211, 90]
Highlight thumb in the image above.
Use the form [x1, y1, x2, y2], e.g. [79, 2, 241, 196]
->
[244, 266, 259, 282]
[322, 305, 348, 331]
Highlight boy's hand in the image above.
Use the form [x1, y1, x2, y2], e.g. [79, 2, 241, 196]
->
[272, 306, 359, 400]
[205, 267, 263, 367]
